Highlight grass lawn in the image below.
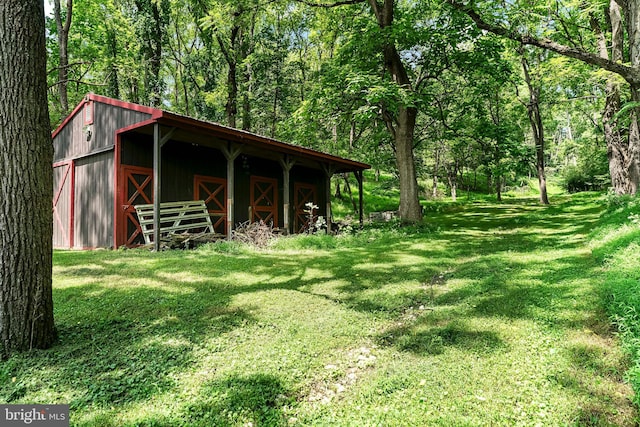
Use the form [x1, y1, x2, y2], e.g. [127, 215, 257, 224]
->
[1, 194, 636, 426]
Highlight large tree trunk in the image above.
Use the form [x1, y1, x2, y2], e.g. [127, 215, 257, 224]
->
[135, 0, 165, 107]
[0, 0, 56, 356]
[106, 24, 120, 99]
[593, 2, 636, 194]
[625, 0, 640, 193]
[226, 54, 238, 128]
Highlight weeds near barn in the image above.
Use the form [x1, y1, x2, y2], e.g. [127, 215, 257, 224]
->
[0, 193, 637, 425]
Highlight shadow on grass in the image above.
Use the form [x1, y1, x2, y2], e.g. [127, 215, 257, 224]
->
[378, 320, 507, 355]
[77, 374, 291, 427]
[0, 277, 256, 410]
[181, 374, 290, 426]
[4, 193, 629, 424]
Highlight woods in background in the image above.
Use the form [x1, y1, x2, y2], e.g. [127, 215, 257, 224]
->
[46, 0, 634, 219]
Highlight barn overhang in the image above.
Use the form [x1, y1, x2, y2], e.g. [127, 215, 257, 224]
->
[116, 111, 370, 174]
[114, 110, 370, 250]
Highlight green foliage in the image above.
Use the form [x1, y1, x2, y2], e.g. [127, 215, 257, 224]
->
[562, 166, 610, 193]
[45, 0, 617, 202]
[589, 195, 640, 405]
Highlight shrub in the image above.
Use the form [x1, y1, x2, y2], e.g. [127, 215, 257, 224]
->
[562, 166, 609, 193]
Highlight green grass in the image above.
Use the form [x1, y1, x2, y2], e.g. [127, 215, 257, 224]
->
[1, 193, 637, 425]
[589, 193, 640, 408]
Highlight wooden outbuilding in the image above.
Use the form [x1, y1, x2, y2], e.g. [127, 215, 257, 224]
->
[52, 94, 370, 249]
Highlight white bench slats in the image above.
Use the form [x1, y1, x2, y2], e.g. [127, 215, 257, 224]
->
[134, 200, 215, 244]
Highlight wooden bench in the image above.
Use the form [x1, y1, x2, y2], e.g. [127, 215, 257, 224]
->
[369, 210, 398, 222]
[134, 200, 215, 245]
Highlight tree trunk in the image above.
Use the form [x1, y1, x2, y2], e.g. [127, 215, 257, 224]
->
[369, 0, 422, 222]
[446, 160, 459, 202]
[448, 174, 457, 201]
[214, 20, 242, 128]
[242, 63, 252, 131]
[53, 0, 73, 115]
[626, 0, 640, 193]
[226, 56, 238, 128]
[592, 2, 635, 194]
[432, 145, 440, 198]
[342, 173, 358, 214]
[520, 50, 549, 204]
[0, 0, 56, 356]
[106, 25, 120, 99]
[135, 0, 165, 107]
[395, 106, 422, 221]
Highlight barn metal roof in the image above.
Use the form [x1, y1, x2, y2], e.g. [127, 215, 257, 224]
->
[54, 94, 370, 173]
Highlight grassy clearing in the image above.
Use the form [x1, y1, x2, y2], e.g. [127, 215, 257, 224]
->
[0, 193, 637, 425]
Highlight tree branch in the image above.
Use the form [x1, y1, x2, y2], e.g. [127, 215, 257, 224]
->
[445, 0, 640, 85]
[296, 0, 366, 7]
[47, 79, 107, 89]
[47, 61, 91, 75]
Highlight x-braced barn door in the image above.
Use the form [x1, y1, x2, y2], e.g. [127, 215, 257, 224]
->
[53, 161, 74, 248]
[194, 175, 227, 234]
[250, 176, 278, 226]
[294, 182, 317, 233]
[119, 165, 153, 246]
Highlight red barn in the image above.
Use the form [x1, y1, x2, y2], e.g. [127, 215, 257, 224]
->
[52, 94, 369, 249]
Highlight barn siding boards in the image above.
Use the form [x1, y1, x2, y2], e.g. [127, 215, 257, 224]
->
[121, 134, 153, 168]
[74, 152, 114, 249]
[161, 141, 227, 201]
[121, 138, 228, 202]
[52, 111, 84, 162]
[91, 102, 151, 154]
[53, 98, 152, 163]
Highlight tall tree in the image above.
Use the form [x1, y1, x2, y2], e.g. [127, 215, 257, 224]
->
[133, 0, 170, 107]
[367, 0, 422, 221]
[445, 0, 640, 195]
[298, 0, 426, 222]
[519, 46, 550, 204]
[53, 0, 73, 115]
[0, 0, 56, 356]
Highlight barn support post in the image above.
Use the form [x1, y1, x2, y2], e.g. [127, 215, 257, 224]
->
[355, 170, 364, 228]
[222, 144, 242, 238]
[279, 155, 296, 235]
[321, 164, 335, 234]
[153, 123, 162, 251]
[152, 125, 176, 250]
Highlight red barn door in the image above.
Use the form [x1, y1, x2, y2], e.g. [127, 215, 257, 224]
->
[250, 176, 278, 226]
[194, 175, 227, 234]
[118, 165, 153, 247]
[294, 183, 317, 233]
